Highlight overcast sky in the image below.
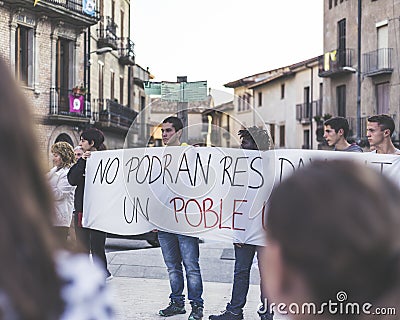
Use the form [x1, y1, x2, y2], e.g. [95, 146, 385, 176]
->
[131, 0, 323, 104]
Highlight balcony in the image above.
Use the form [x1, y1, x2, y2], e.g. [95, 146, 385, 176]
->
[363, 48, 393, 77]
[93, 99, 138, 133]
[318, 49, 355, 77]
[4, 0, 99, 27]
[118, 37, 135, 66]
[97, 16, 118, 50]
[347, 116, 369, 143]
[296, 99, 322, 124]
[47, 87, 91, 124]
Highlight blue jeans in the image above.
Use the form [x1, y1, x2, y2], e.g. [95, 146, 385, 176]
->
[227, 244, 272, 316]
[158, 231, 203, 306]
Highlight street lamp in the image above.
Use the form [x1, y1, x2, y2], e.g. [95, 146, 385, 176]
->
[89, 46, 113, 55]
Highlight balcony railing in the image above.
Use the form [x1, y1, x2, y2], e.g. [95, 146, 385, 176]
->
[363, 48, 393, 76]
[347, 116, 369, 141]
[318, 49, 354, 77]
[296, 99, 322, 123]
[97, 16, 118, 50]
[49, 87, 91, 120]
[118, 37, 135, 65]
[4, 0, 99, 26]
[93, 99, 138, 131]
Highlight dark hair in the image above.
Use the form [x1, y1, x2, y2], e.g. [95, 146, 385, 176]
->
[81, 127, 105, 150]
[0, 57, 64, 317]
[238, 126, 272, 150]
[267, 160, 400, 310]
[367, 114, 395, 136]
[324, 116, 350, 138]
[163, 116, 183, 132]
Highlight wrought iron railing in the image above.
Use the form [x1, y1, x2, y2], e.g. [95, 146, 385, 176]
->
[93, 99, 138, 129]
[49, 87, 91, 118]
[363, 48, 393, 75]
[318, 49, 354, 77]
[296, 99, 322, 123]
[118, 37, 135, 65]
[97, 16, 118, 49]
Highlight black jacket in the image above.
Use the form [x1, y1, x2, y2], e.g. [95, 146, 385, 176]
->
[67, 157, 87, 212]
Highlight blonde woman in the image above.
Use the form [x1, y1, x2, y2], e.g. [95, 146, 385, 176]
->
[48, 141, 76, 242]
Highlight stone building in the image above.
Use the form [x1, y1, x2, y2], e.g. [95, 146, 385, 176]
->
[0, 0, 138, 168]
[0, 0, 98, 167]
[320, 0, 400, 145]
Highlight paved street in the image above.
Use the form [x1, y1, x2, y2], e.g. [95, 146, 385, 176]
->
[105, 238, 276, 320]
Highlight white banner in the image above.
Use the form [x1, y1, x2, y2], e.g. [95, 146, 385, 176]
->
[83, 147, 400, 246]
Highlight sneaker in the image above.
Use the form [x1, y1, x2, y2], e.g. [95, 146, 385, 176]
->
[259, 313, 273, 320]
[208, 309, 243, 320]
[159, 300, 186, 317]
[258, 306, 274, 320]
[188, 302, 203, 320]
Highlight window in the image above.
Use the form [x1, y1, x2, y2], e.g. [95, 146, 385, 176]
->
[304, 86, 310, 118]
[281, 84, 285, 99]
[258, 92, 262, 107]
[112, 0, 116, 22]
[120, 10, 124, 39]
[56, 38, 73, 112]
[238, 96, 242, 112]
[336, 85, 346, 117]
[15, 25, 33, 86]
[376, 82, 390, 114]
[269, 124, 275, 145]
[303, 130, 310, 149]
[110, 70, 115, 100]
[338, 19, 346, 67]
[98, 63, 104, 109]
[329, 0, 333, 9]
[279, 125, 285, 147]
[119, 76, 124, 105]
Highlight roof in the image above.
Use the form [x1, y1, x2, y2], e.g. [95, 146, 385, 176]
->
[224, 56, 320, 89]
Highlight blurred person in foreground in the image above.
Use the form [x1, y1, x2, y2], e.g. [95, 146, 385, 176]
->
[0, 57, 114, 319]
[263, 160, 400, 320]
[48, 141, 76, 242]
[209, 126, 273, 320]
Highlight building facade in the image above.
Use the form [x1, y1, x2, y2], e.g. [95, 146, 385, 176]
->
[0, 0, 98, 167]
[88, 0, 136, 150]
[224, 59, 323, 150]
[249, 57, 323, 149]
[320, 0, 400, 145]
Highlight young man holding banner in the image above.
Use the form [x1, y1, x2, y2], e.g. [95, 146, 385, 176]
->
[323, 117, 363, 152]
[209, 127, 274, 320]
[367, 114, 400, 154]
[158, 116, 204, 320]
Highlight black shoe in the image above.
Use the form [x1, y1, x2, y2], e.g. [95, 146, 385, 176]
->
[188, 302, 203, 320]
[208, 309, 243, 320]
[159, 300, 186, 317]
[258, 305, 274, 320]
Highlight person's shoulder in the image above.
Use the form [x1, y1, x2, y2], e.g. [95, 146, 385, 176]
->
[345, 143, 363, 152]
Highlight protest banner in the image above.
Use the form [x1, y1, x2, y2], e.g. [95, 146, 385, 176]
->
[83, 147, 400, 246]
